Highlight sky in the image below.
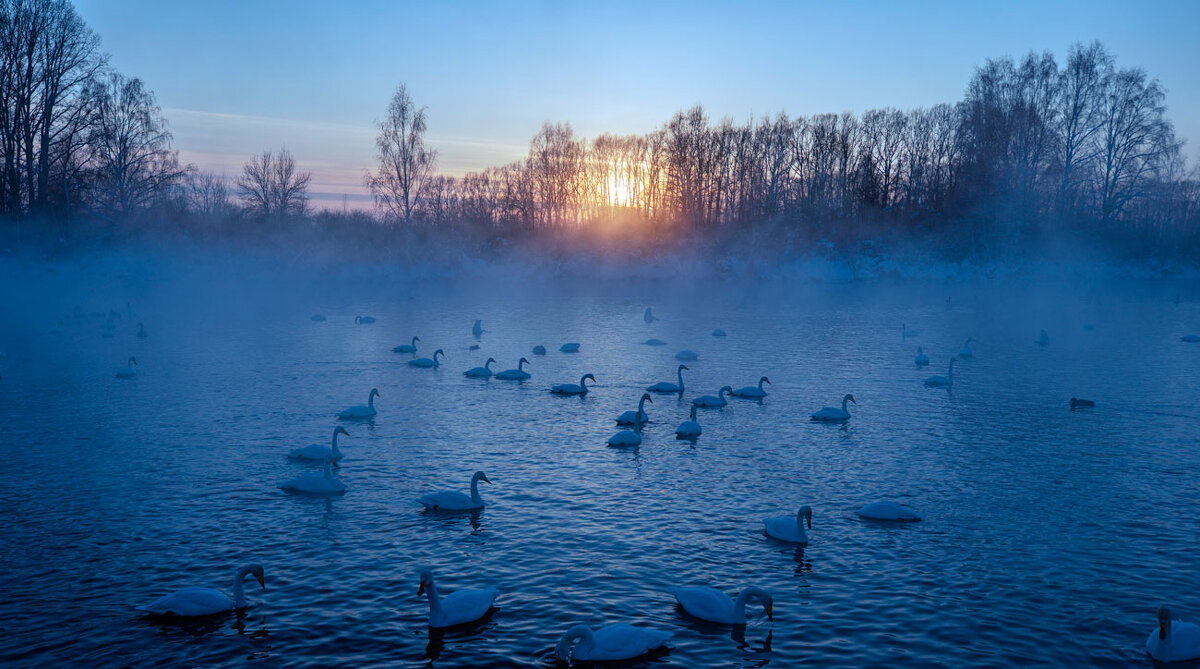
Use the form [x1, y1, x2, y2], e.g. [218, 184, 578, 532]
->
[74, 0, 1200, 211]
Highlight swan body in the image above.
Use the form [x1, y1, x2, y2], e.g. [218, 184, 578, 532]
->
[675, 349, 699, 362]
[857, 501, 922, 521]
[138, 564, 265, 617]
[712, 329, 726, 337]
[811, 394, 855, 422]
[616, 393, 652, 425]
[532, 345, 547, 355]
[648, 364, 687, 393]
[410, 349, 445, 368]
[495, 357, 531, 380]
[670, 586, 773, 625]
[732, 376, 770, 398]
[551, 373, 595, 395]
[675, 405, 702, 439]
[764, 506, 812, 543]
[1070, 397, 1095, 409]
[644, 307, 658, 324]
[289, 426, 349, 461]
[115, 356, 138, 379]
[560, 342, 580, 353]
[692, 386, 733, 408]
[1147, 607, 1200, 663]
[608, 408, 647, 447]
[924, 359, 954, 388]
[472, 320, 484, 337]
[556, 623, 672, 662]
[310, 314, 326, 322]
[394, 336, 420, 354]
[280, 457, 346, 496]
[338, 388, 379, 420]
[644, 338, 668, 346]
[355, 315, 375, 324]
[1183, 335, 1200, 343]
[418, 471, 491, 511]
[464, 358, 496, 378]
[419, 570, 498, 628]
[914, 347, 929, 366]
[958, 336, 975, 359]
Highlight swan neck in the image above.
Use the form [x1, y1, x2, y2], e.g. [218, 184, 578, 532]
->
[330, 430, 341, 458]
[233, 567, 249, 608]
[638, 395, 648, 412]
[368, 393, 375, 409]
[733, 590, 754, 624]
[470, 476, 482, 504]
[677, 366, 684, 387]
[758, 377, 765, 391]
[842, 396, 849, 412]
[425, 577, 443, 615]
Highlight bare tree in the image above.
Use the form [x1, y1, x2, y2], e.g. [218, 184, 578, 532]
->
[185, 170, 233, 218]
[366, 83, 437, 224]
[237, 147, 310, 219]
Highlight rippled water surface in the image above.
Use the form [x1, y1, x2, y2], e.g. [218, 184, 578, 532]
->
[2, 255, 1199, 667]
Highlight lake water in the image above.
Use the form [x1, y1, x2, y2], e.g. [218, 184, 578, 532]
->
[1, 253, 1198, 667]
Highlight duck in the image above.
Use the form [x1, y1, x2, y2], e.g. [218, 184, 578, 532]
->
[692, 386, 733, 408]
[675, 405, 702, 439]
[463, 358, 497, 378]
[355, 315, 376, 324]
[712, 329, 726, 337]
[279, 457, 346, 496]
[608, 409, 647, 448]
[418, 569, 498, 629]
[914, 347, 930, 366]
[857, 501, 922, 521]
[556, 624, 672, 662]
[616, 393, 653, 425]
[647, 365, 687, 393]
[763, 506, 812, 543]
[644, 307, 659, 324]
[675, 349, 699, 362]
[289, 426, 349, 462]
[551, 373, 595, 395]
[115, 356, 138, 379]
[643, 338, 668, 346]
[559, 342, 581, 353]
[810, 394, 855, 422]
[337, 388, 379, 420]
[418, 471, 491, 511]
[394, 336, 420, 354]
[670, 586, 773, 625]
[409, 349, 445, 368]
[1146, 606, 1200, 663]
[958, 336, 975, 359]
[923, 359, 954, 388]
[137, 564, 265, 617]
[732, 376, 770, 399]
[532, 345, 547, 355]
[494, 357, 531, 380]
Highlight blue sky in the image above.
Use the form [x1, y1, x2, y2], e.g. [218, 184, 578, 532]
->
[75, 0, 1200, 209]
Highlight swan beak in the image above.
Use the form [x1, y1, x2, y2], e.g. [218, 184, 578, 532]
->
[483, 476, 492, 484]
[766, 605, 774, 621]
[418, 581, 426, 596]
[1160, 620, 1169, 641]
[257, 574, 265, 589]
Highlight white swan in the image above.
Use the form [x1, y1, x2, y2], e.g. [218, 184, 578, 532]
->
[338, 388, 379, 420]
[1037, 330, 1049, 347]
[289, 426, 349, 462]
[924, 359, 954, 388]
[137, 564, 265, 617]
[556, 623, 672, 662]
[810, 394, 855, 422]
[560, 342, 581, 353]
[608, 409, 647, 447]
[418, 569, 498, 628]
[394, 336, 420, 354]
[472, 320, 484, 337]
[857, 501, 922, 521]
[551, 373, 595, 395]
[279, 457, 346, 496]
[115, 356, 138, 378]
[495, 357, 530, 380]
[914, 347, 929, 366]
[616, 393, 652, 425]
[644, 338, 668, 346]
[409, 349, 444, 368]
[464, 358, 496, 378]
[675, 349, 699, 362]
[418, 471, 491, 511]
[902, 323, 917, 339]
[712, 329, 726, 337]
[648, 364, 687, 393]
[675, 405, 702, 439]
[644, 307, 659, 324]
[732, 376, 770, 398]
[958, 336, 975, 359]
[532, 345, 547, 355]
[763, 506, 812, 543]
[1147, 606, 1200, 662]
[136, 322, 147, 339]
[355, 315, 376, 324]
[670, 586, 773, 625]
[692, 386, 733, 408]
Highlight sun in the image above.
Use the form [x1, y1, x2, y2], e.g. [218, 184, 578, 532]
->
[606, 173, 634, 208]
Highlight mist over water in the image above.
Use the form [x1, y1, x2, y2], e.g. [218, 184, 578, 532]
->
[0, 245, 1197, 667]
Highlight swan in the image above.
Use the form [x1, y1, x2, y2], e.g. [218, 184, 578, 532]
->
[616, 393, 653, 425]
[289, 426, 349, 462]
[675, 349, 699, 362]
[394, 336, 420, 354]
[137, 564, 265, 617]
[958, 336, 975, 359]
[732, 376, 770, 398]
[902, 323, 917, 339]
[647, 364, 687, 393]
[712, 329, 726, 337]
[675, 405, 702, 439]
[409, 349, 445, 368]
[644, 307, 659, 324]
[556, 624, 672, 662]
[355, 315, 376, 324]
[115, 356, 138, 379]
[464, 358, 497, 378]
[924, 359, 954, 388]
[310, 314, 326, 322]
[608, 409, 647, 447]
[136, 322, 147, 339]
[494, 357, 530, 380]
[1147, 606, 1200, 663]
[338, 388, 379, 420]
[418, 569, 498, 628]
[418, 471, 491, 511]
[472, 320, 484, 337]
[1037, 330, 1049, 347]
[763, 506, 812, 543]
[644, 338, 668, 346]
[551, 373, 595, 395]
[692, 386, 733, 408]
[1183, 335, 1200, 343]
[914, 347, 929, 366]
[857, 501, 922, 521]
[1070, 397, 1095, 409]
[532, 345, 547, 355]
[810, 394, 855, 422]
[280, 457, 346, 496]
[670, 586, 773, 625]
[560, 342, 581, 353]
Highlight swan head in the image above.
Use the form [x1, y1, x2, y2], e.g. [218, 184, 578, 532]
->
[335, 426, 350, 437]
[128, 356, 137, 367]
[583, 373, 595, 384]
[472, 470, 492, 485]
[720, 385, 733, 396]
[917, 346, 923, 354]
[370, 388, 380, 399]
[844, 394, 856, 404]
[417, 569, 434, 596]
[240, 564, 265, 589]
[556, 624, 593, 661]
[519, 357, 530, 365]
[743, 587, 774, 621]
[1158, 606, 1172, 640]
[797, 505, 813, 529]
[486, 357, 496, 366]
[761, 376, 771, 385]
[434, 349, 445, 360]
[678, 364, 688, 371]
[355, 316, 361, 324]
[641, 393, 653, 404]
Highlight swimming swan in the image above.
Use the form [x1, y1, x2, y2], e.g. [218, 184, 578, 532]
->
[551, 373, 595, 395]
[355, 315, 376, 324]
[857, 501, 922, 521]
[472, 320, 484, 337]
[137, 564, 265, 617]
[394, 336, 420, 354]
[958, 337, 975, 359]
[418, 471, 491, 511]
[279, 457, 346, 496]
[810, 394, 855, 422]
[914, 347, 929, 366]
[418, 569, 498, 628]
[1147, 606, 1200, 663]
[644, 338, 668, 346]
[732, 376, 770, 398]
[608, 407, 648, 447]
[409, 349, 444, 368]
[924, 359, 954, 388]
[556, 623, 672, 662]
[464, 358, 497, 378]
[675, 349, 699, 362]
[560, 342, 581, 353]
[763, 506, 812, 543]
[670, 586, 773, 625]
[644, 307, 659, 324]
[675, 405, 702, 439]
[495, 357, 531, 380]
[289, 426, 349, 462]
[338, 388, 379, 420]
[116, 356, 138, 378]
[616, 393, 652, 425]
[692, 386, 733, 408]
[648, 364, 687, 393]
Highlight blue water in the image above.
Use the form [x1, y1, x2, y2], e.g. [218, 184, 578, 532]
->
[1, 254, 1198, 667]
